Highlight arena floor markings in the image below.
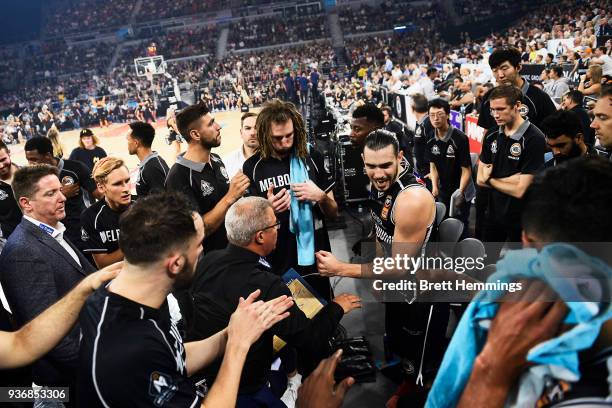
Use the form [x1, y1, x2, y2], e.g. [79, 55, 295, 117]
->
[9, 109, 256, 178]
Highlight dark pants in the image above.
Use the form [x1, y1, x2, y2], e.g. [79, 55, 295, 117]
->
[482, 219, 522, 263]
[237, 385, 287, 408]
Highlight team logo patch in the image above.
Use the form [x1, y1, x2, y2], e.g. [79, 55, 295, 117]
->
[446, 145, 455, 157]
[519, 103, 529, 118]
[510, 142, 522, 157]
[0, 190, 7, 200]
[381, 195, 392, 221]
[148, 371, 178, 407]
[61, 176, 75, 185]
[220, 166, 229, 180]
[81, 227, 89, 242]
[431, 145, 440, 155]
[201, 180, 214, 196]
[491, 140, 497, 154]
[415, 126, 422, 137]
[395, 96, 402, 116]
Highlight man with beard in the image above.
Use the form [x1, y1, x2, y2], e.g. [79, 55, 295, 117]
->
[166, 103, 250, 254]
[0, 140, 22, 244]
[127, 121, 169, 198]
[77, 192, 294, 407]
[223, 112, 258, 179]
[316, 130, 444, 401]
[80, 158, 132, 268]
[591, 85, 612, 158]
[243, 99, 338, 301]
[540, 110, 597, 169]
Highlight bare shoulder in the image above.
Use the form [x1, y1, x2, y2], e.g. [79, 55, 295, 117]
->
[394, 187, 435, 225]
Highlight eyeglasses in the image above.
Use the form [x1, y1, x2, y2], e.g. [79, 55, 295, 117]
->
[261, 220, 281, 231]
[429, 113, 447, 119]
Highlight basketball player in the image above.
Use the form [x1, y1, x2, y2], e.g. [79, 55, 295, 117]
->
[166, 106, 184, 158]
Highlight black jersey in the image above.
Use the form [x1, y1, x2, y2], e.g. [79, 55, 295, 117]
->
[77, 286, 202, 407]
[425, 127, 472, 196]
[479, 120, 546, 224]
[477, 79, 556, 130]
[413, 115, 436, 176]
[165, 153, 230, 253]
[242, 149, 335, 277]
[136, 152, 169, 198]
[58, 158, 97, 246]
[80, 199, 125, 255]
[68, 146, 107, 173]
[369, 166, 434, 257]
[0, 171, 22, 238]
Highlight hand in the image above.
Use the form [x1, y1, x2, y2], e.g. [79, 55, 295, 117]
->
[227, 289, 293, 349]
[332, 294, 362, 314]
[315, 250, 343, 277]
[481, 164, 493, 183]
[296, 349, 354, 408]
[227, 171, 250, 204]
[267, 186, 291, 213]
[291, 181, 325, 203]
[80, 261, 123, 293]
[476, 280, 567, 387]
[61, 182, 80, 198]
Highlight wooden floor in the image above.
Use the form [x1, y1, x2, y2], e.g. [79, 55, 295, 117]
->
[10, 109, 254, 173]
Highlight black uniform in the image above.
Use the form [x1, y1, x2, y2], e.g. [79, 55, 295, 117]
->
[0, 174, 22, 238]
[77, 286, 203, 407]
[426, 127, 473, 227]
[68, 146, 107, 173]
[165, 153, 230, 253]
[166, 123, 184, 145]
[413, 115, 436, 180]
[369, 167, 449, 385]
[385, 119, 414, 165]
[188, 245, 344, 395]
[570, 105, 596, 147]
[543, 145, 598, 169]
[479, 120, 545, 244]
[136, 152, 169, 198]
[477, 79, 556, 130]
[242, 149, 334, 300]
[58, 159, 97, 250]
[80, 200, 124, 256]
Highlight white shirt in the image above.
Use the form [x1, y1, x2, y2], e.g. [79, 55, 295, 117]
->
[597, 54, 612, 76]
[222, 147, 247, 179]
[23, 215, 81, 267]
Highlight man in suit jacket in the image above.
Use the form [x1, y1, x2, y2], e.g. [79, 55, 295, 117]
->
[0, 164, 96, 391]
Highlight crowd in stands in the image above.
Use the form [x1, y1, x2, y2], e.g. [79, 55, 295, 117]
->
[137, 0, 219, 21]
[42, 0, 135, 36]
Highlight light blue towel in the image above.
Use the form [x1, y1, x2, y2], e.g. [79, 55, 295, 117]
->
[426, 244, 612, 408]
[289, 148, 315, 266]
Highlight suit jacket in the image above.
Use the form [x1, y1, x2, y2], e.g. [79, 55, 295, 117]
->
[0, 218, 96, 386]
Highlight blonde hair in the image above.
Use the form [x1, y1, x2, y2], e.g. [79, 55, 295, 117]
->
[255, 99, 308, 160]
[46, 127, 64, 158]
[92, 157, 126, 185]
[79, 133, 100, 149]
[589, 64, 603, 84]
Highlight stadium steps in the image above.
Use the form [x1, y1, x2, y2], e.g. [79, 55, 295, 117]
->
[216, 27, 229, 60]
[129, 0, 145, 26]
[326, 9, 347, 70]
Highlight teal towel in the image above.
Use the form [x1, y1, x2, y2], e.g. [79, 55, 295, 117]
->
[289, 148, 315, 266]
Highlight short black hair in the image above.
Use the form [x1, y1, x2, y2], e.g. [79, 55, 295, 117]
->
[564, 90, 584, 106]
[551, 65, 564, 78]
[129, 121, 155, 148]
[426, 67, 438, 76]
[428, 98, 450, 115]
[488, 47, 522, 69]
[547, 53, 554, 60]
[598, 46, 608, 54]
[539, 110, 582, 139]
[0, 140, 8, 152]
[522, 156, 612, 243]
[24, 137, 54, 156]
[119, 191, 198, 265]
[175, 103, 209, 142]
[364, 129, 399, 155]
[352, 104, 384, 127]
[411, 94, 429, 113]
[602, 84, 612, 98]
[12, 164, 59, 202]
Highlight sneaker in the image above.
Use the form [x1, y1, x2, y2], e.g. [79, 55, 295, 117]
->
[280, 373, 302, 408]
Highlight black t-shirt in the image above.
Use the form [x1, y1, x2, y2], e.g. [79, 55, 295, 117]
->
[570, 105, 596, 147]
[165, 153, 230, 253]
[477, 80, 556, 130]
[385, 119, 414, 164]
[77, 286, 202, 407]
[188, 245, 344, 395]
[426, 127, 471, 196]
[58, 159, 97, 246]
[242, 149, 335, 277]
[68, 146, 107, 173]
[414, 115, 436, 176]
[479, 120, 545, 224]
[0, 170, 22, 238]
[136, 152, 169, 198]
[80, 199, 125, 255]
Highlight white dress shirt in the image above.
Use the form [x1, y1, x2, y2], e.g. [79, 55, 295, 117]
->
[23, 215, 81, 267]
